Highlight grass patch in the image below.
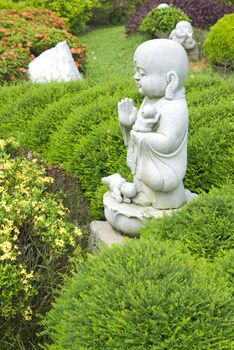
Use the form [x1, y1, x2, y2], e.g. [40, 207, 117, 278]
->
[79, 26, 148, 81]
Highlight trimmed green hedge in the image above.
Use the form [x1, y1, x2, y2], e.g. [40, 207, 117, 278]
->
[140, 5, 190, 37]
[42, 239, 234, 349]
[141, 185, 234, 259]
[0, 72, 233, 219]
[0, 80, 88, 140]
[204, 14, 234, 70]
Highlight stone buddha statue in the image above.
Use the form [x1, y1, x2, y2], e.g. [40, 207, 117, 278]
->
[103, 39, 196, 235]
[169, 21, 196, 50]
[169, 21, 199, 61]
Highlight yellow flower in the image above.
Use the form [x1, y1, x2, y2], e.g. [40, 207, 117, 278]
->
[55, 239, 65, 247]
[1, 201, 11, 213]
[0, 139, 5, 149]
[59, 227, 67, 235]
[15, 172, 24, 180]
[23, 306, 33, 321]
[0, 241, 12, 253]
[69, 238, 75, 247]
[74, 227, 82, 236]
[0, 252, 12, 261]
[43, 176, 54, 184]
[2, 161, 12, 171]
[35, 215, 45, 223]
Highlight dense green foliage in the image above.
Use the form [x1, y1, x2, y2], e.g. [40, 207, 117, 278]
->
[0, 23, 233, 349]
[42, 239, 234, 349]
[0, 9, 86, 83]
[2, 0, 146, 28]
[126, 0, 234, 34]
[0, 71, 233, 219]
[141, 185, 234, 259]
[0, 139, 83, 349]
[218, 0, 234, 4]
[0, 0, 27, 9]
[204, 14, 234, 70]
[12, 0, 144, 31]
[13, 0, 105, 31]
[140, 5, 190, 37]
[90, 0, 146, 25]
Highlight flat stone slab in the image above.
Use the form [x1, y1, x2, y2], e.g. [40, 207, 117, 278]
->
[89, 221, 125, 252]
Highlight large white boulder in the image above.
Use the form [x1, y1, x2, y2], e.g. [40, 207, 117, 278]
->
[28, 41, 82, 83]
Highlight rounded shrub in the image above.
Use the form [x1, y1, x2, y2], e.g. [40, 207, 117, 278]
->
[186, 123, 233, 192]
[0, 80, 87, 140]
[0, 72, 233, 220]
[125, 0, 234, 34]
[45, 95, 119, 165]
[141, 185, 234, 260]
[70, 118, 130, 199]
[42, 239, 234, 349]
[204, 14, 234, 70]
[0, 139, 83, 349]
[140, 5, 190, 37]
[216, 249, 234, 286]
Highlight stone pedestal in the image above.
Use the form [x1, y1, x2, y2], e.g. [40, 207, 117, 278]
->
[89, 220, 125, 252]
[187, 45, 199, 62]
[103, 190, 197, 237]
[103, 191, 175, 236]
[90, 189, 197, 251]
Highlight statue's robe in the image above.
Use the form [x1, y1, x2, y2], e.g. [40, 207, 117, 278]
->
[121, 96, 188, 208]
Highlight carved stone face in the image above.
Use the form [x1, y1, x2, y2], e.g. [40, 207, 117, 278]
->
[175, 21, 193, 38]
[133, 40, 188, 99]
[133, 56, 167, 98]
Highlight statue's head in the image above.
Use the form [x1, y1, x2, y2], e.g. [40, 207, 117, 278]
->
[157, 3, 169, 9]
[175, 21, 193, 38]
[133, 39, 188, 99]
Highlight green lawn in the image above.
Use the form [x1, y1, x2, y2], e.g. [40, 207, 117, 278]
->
[79, 26, 148, 81]
[79, 25, 234, 84]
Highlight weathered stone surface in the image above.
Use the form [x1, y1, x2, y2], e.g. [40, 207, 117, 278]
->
[89, 221, 125, 252]
[169, 21, 199, 61]
[28, 41, 82, 83]
[187, 45, 199, 62]
[103, 190, 197, 236]
[169, 21, 196, 50]
[102, 38, 197, 235]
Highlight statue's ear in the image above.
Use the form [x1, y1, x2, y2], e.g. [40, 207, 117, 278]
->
[165, 71, 179, 100]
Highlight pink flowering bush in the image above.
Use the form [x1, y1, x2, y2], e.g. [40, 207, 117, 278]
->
[0, 9, 86, 83]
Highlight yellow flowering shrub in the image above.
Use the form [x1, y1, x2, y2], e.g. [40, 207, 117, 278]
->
[0, 139, 83, 349]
